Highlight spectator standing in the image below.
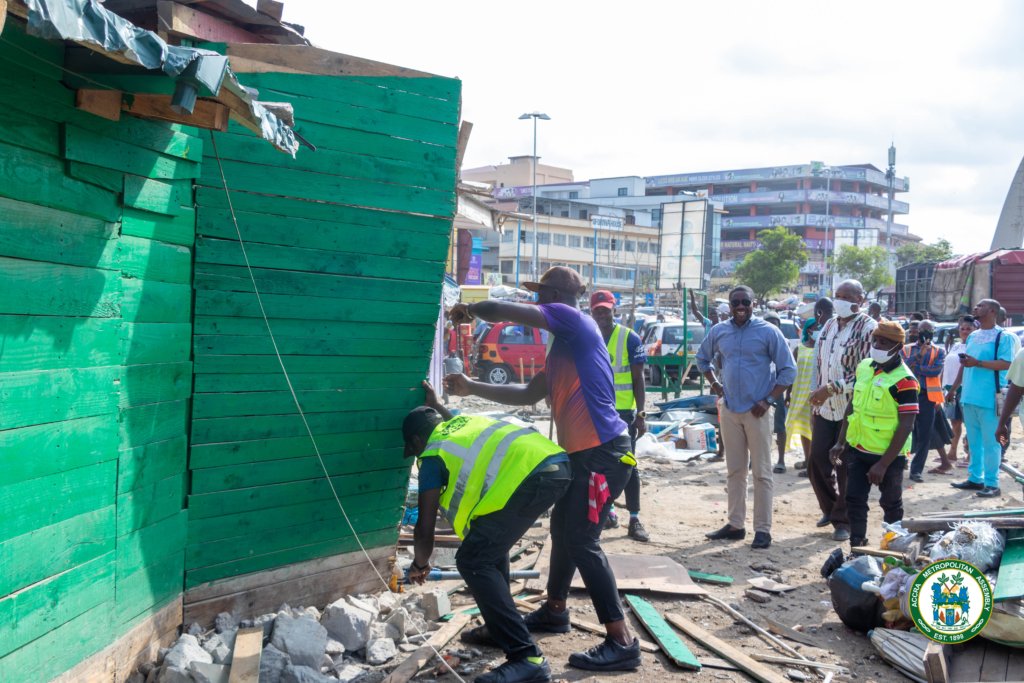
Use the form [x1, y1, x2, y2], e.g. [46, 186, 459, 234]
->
[763, 311, 790, 472]
[947, 299, 1015, 497]
[996, 345, 1024, 447]
[808, 280, 877, 542]
[789, 298, 834, 473]
[696, 286, 797, 550]
[942, 316, 975, 466]
[867, 301, 883, 322]
[902, 320, 946, 482]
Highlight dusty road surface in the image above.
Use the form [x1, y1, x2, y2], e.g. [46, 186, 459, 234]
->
[408, 393, 1023, 683]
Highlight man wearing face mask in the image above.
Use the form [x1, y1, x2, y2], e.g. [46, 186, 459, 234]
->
[901, 320, 946, 483]
[808, 280, 876, 542]
[832, 321, 919, 547]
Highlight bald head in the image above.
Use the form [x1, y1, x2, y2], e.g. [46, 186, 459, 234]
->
[836, 279, 865, 300]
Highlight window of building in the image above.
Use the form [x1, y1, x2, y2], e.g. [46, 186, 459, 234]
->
[560, 211, 569, 217]
[583, 236, 595, 249]
[610, 238, 619, 251]
[624, 240, 635, 252]
[569, 191, 579, 200]
[578, 209, 588, 220]
[652, 208, 662, 226]
[502, 231, 514, 243]
[537, 232, 550, 245]
[617, 187, 628, 197]
[597, 237, 610, 250]
[540, 261, 551, 272]
[649, 243, 659, 254]
[500, 260, 513, 274]
[553, 233, 567, 246]
[568, 235, 582, 248]
[638, 242, 648, 253]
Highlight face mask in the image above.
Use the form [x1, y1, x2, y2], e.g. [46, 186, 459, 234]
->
[832, 299, 858, 318]
[918, 331, 934, 343]
[811, 330, 821, 341]
[870, 346, 899, 364]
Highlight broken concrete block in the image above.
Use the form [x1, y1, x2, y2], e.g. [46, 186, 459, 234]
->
[370, 608, 406, 643]
[321, 599, 372, 652]
[376, 592, 399, 615]
[186, 623, 205, 637]
[189, 661, 229, 683]
[271, 614, 329, 670]
[126, 672, 145, 683]
[259, 644, 292, 683]
[243, 612, 277, 639]
[348, 596, 379, 619]
[744, 588, 772, 604]
[200, 634, 231, 665]
[155, 666, 192, 683]
[421, 590, 451, 621]
[162, 634, 212, 671]
[214, 612, 236, 634]
[365, 638, 397, 665]
[281, 664, 336, 683]
[334, 664, 366, 683]
[325, 638, 345, 656]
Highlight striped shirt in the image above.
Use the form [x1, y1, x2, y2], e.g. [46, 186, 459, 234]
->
[814, 313, 877, 421]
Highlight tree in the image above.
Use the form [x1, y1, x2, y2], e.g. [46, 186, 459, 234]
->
[895, 238, 953, 268]
[832, 244, 893, 295]
[734, 227, 808, 302]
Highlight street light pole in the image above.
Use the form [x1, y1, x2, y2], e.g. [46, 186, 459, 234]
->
[885, 143, 896, 268]
[519, 111, 550, 280]
[821, 166, 833, 295]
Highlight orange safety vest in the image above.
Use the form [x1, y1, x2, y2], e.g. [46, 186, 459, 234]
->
[902, 345, 944, 405]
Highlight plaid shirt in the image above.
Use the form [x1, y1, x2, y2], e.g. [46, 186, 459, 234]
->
[814, 313, 877, 421]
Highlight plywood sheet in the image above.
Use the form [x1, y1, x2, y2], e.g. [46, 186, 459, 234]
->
[570, 553, 706, 596]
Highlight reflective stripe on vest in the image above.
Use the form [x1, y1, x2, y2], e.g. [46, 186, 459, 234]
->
[418, 415, 564, 538]
[845, 358, 914, 456]
[901, 345, 944, 404]
[607, 324, 636, 410]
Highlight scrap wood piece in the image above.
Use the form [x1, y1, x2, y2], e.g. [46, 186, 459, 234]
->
[701, 657, 739, 670]
[752, 653, 849, 674]
[513, 600, 659, 653]
[919, 507, 1024, 519]
[701, 595, 804, 659]
[570, 553, 706, 596]
[762, 617, 820, 648]
[688, 570, 734, 585]
[625, 594, 700, 670]
[382, 613, 470, 683]
[902, 517, 1024, 533]
[924, 641, 950, 683]
[747, 576, 795, 593]
[227, 627, 263, 683]
[994, 530, 1024, 602]
[665, 613, 790, 683]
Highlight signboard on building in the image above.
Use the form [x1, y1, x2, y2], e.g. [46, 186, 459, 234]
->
[591, 214, 624, 232]
[657, 200, 708, 291]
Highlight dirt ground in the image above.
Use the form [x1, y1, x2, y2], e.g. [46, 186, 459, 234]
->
[410, 392, 1024, 683]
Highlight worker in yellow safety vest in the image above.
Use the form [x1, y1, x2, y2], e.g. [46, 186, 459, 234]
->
[404, 382, 570, 683]
[829, 321, 920, 547]
[588, 290, 650, 542]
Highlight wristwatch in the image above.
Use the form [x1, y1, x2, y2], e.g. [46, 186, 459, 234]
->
[636, 411, 647, 419]
[764, 397, 778, 407]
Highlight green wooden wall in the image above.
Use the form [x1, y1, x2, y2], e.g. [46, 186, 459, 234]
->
[187, 69, 461, 588]
[0, 24, 194, 681]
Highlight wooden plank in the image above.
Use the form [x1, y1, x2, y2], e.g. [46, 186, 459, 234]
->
[115, 473, 186, 535]
[120, 362, 192, 408]
[0, 102, 61, 155]
[192, 335, 429, 361]
[157, 0, 267, 43]
[116, 510, 187, 571]
[0, 366, 121, 430]
[75, 88, 122, 121]
[0, 601, 114, 683]
[123, 174, 191, 216]
[226, 43, 441, 81]
[192, 316, 435, 341]
[381, 613, 470, 683]
[116, 550, 185, 624]
[688, 570, 734, 585]
[188, 430, 401, 469]
[228, 627, 264, 683]
[762, 617, 820, 648]
[192, 353, 427, 375]
[123, 92, 230, 132]
[570, 553, 706, 596]
[194, 264, 443, 302]
[0, 195, 119, 270]
[190, 385, 419, 417]
[625, 594, 700, 670]
[1, 415, 118, 487]
[120, 399, 189, 449]
[0, 316, 122, 373]
[192, 288, 439, 325]
[121, 278, 192, 323]
[925, 641, 951, 683]
[993, 531, 1024, 602]
[903, 518, 1024, 533]
[193, 371, 419, 394]
[950, 642, 985, 682]
[0, 461, 116, 541]
[118, 435, 188, 494]
[122, 206, 196, 246]
[190, 408, 410, 445]
[122, 322, 193, 364]
[665, 613, 790, 683]
[0, 256, 122, 318]
[117, 235, 193, 284]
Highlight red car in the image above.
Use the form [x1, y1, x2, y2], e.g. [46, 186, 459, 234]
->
[473, 322, 547, 384]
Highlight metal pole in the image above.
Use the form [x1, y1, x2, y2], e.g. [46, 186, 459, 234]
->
[885, 144, 896, 268]
[531, 117, 539, 280]
[593, 217, 598, 287]
[515, 218, 522, 288]
[823, 169, 831, 295]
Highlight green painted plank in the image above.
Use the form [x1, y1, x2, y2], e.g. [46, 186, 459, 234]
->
[0, 23, 63, 75]
[190, 447, 404, 493]
[193, 371, 418, 394]
[994, 531, 1024, 602]
[0, 506, 116, 597]
[192, 387, 419, 419]
[0, 103, 61, 156]
[115, 550, 184, 626]
[119, 399, 189, 449]
[0, 256, 122, 318]
[116, 473, 186, 536]
[0, 140, 120, 221]
[0, 552, 115, 658]
[64, 125, 201, 180]
[120, 362, 192, 408]
[186, 489, 404, 543]
[0, 195, 119, 269]
[192, 316, 434, 341]
[122, 206, 196, 246]
[122, 322, 193, 364]
[189, 430, 402, 469]
[187, 467, 408, 519]
[117, 235, 193, 285]
[0, 316, 123, 373]
[198, 158, 454, 218]
[0, 366, 121, 430]
[625, 594, 701, 670]
[184, 527, 397, 588]
[121, 278, 192, 323]
[193, 289, 439, 324]
[0, 461, 116, 542]
[195, 185, 449, 235]
[118, 435, 188, 494]
[0, 601, 114, 683]
[117, 510, 187, 571]
[192, 353, 426, 375]
[193, 264, 444, 301]
[688, 571, 734, 586]
[77, 116, 202, 162]
[123, 175, 191, 216]
[66, 161, 125, 192]
[0, 415, 118, 487]
[191, 408, 409, 445]
[196, 206, 450, 256]
[193, 334, 429, 359]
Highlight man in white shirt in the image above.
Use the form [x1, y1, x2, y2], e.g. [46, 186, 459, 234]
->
[942, 315, 975, 464]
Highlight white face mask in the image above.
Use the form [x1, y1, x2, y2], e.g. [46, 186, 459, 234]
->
[870, 346, 899, 364]
[811, 330, 822, 341]
[833, 299, 859, 319]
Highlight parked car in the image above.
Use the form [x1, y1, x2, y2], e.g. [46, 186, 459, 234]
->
[777, 319, 800, 352]
[641, 321, 706, 384]
[473, 322, 547, 385]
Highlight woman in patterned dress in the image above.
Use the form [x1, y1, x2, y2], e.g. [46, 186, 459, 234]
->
[786, 298, 833, 472]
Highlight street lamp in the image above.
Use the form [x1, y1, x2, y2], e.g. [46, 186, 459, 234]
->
[885, 143, 897, 268]
[812, 164, 836, 295]
[519, 111, 550, 280]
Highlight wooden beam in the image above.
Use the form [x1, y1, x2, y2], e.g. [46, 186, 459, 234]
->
[665, 613, 790, 683]
[381, 613, 470, 683]
[122, 93, 229, 131]
[157, 1, 268, 44]
[925, 642, 950, 683]
[625, 594, 700, 670]
[256, 0, 283, 21]
[225, 43, 437, 78]
[227, 627, 263, 683]
[75, 89, 124, 122]
[762, 617, 820, 648]
[454, 121, 472, 175]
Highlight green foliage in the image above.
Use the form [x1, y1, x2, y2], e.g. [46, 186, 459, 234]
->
[832, 245, 894, 294]
[734, 226, 808, 301]
[895, 238, 954, 267]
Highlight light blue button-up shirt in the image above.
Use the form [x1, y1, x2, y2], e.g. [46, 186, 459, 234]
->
[696, 316, 797, 413]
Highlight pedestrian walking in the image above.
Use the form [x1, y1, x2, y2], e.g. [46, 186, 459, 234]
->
[996, 345, 1024, 447]
[808, 279, 876, 542]
[696, 285, 797, 550]
[902, 320, 945, 482]
[788, 298, 833, 474]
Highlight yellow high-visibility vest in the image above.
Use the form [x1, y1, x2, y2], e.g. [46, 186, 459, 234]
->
[607, 323, 636, 410]
[418, 415, 564, 538]
[846, 358, 915, 456]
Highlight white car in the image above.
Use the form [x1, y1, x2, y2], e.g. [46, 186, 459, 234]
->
[641, 321, 706, 384]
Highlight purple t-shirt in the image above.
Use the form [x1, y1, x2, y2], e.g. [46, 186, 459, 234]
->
[539, 304, 627, 453]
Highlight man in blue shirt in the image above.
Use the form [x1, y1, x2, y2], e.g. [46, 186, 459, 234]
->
[696, 285, 797, 549]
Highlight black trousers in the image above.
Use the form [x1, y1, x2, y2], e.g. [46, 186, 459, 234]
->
[547, 434, 633, 624]
[456, 461, 572, 660]
[614, 410, 641, 513]
[909, 397, 936, 477]
[844, 447, 905, 542]
[808, 415, 849, 531]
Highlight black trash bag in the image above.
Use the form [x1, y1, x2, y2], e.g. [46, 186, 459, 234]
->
[828, 555, 885, 632]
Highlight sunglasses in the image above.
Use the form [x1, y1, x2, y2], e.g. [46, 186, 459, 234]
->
[730, 298, 752, 307]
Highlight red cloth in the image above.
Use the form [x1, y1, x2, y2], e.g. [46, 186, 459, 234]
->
[587, 472, 610, 524]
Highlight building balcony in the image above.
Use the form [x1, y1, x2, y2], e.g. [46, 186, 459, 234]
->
[644, 164, 909, 192]
[709, 189, 909, 214]
[721, 213, 909, 234]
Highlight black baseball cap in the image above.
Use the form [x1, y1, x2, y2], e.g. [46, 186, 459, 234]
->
[402, 406, 442, 456]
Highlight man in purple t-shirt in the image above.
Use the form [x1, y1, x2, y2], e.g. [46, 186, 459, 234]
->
[446, 267, 640, 675]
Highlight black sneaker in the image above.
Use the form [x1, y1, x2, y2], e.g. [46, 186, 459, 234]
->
[815, 514, 832, 528]
[523, 603, 571, 634]
[568, 637, 641, 671]
[705, 524, 745, 540]
[477, 658, 552, 683]
[751, 531, 772, 549]
[628, 518, 650, 543]
[460, 624, 497, 646]
[951, 479, 985, 490]
[976, 486, 1001, 498]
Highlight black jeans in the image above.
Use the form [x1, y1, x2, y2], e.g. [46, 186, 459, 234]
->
[844, 447, 905, 542]
[808, 415, 849, 531]
[614, 410, 641, 513]
[547, 434, 633, 624]
[456, 461, 572, 660]
[909, 396, 936, 477]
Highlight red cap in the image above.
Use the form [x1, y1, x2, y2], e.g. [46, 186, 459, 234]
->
[589, 289, 616, 311]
